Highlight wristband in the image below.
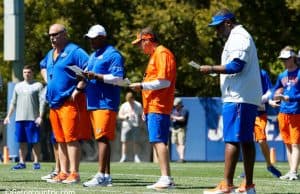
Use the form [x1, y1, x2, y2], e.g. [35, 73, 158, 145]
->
[76, 87, 85, 92]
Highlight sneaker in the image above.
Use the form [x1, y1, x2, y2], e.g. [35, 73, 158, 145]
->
[119, 156, 127, 163]
[105, 175, 113, 187]
[177, 159, 186, 163]
[62, 172, 80, 184]
[134, 155, 141, 163]
[47, 172, 68, 183]
[267, 165, 281, 178]
[203, 180, 235, 194]
[280, 171, 299, 180]
[83, 173, 108, 187]
[146, 176, 175, 190]
[33, 163, 41, 170]
[41, 170, 58, 180]
[235, 182, 256, 194]
[12, 163, 26, 170]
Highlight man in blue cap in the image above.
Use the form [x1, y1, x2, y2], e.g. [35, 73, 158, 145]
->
[200, 9, 262, 194]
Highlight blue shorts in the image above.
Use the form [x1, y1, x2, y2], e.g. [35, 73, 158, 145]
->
[15, 121, 40, 143]
[145, 113, 170, 144]
[222, 103, 257, 143]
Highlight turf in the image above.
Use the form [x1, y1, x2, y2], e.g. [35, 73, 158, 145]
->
[0, 161, 299, 193]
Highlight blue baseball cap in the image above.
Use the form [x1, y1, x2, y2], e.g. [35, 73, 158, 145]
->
[208, 12, 235, 26]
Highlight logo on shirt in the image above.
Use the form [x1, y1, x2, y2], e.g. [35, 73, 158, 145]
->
[96, 128, 102, 134]
[97, 55, 103, 60]
[61, 52, 68, 58]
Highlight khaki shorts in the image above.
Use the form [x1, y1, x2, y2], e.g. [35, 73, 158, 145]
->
[171, 127, 186, 145]
[121, 127, 140, 142]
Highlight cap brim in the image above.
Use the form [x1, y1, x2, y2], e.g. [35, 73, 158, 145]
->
[84, 33, 97, 39]
[208, 20, 223, 27]
[278, 56, 289, 59]
[131, 38, 142, 45]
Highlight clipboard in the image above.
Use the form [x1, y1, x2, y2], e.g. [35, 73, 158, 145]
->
[116, 78, 131, 87]
[67, 65, 86, 78]
[188, 61, 217, 77]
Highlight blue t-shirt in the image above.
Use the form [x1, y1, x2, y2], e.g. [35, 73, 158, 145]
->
[86, 45, 125, 112]
[261, 69, 272, 95]
[171, 107, 189, 129]
[40, 43, 89, 108]
[258, 69, 273, 115]
[272, 68, 300, 114]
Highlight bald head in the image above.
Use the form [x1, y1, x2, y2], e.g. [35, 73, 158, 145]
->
[49, 24, 66, 33]
[48, 23, 68, 49]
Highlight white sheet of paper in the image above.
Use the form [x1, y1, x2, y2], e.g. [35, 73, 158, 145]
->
[188, 61, 217, 77]
[67, 65, 85, 77]
[188, 61, 201, 69]
[116, 78, 131, 87]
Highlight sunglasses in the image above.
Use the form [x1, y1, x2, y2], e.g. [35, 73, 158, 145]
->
[48, 30, 65, 37]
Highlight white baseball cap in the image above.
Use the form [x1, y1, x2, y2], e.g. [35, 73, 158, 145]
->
[278, 50, 296, 59]
[85, 24, 107, 38]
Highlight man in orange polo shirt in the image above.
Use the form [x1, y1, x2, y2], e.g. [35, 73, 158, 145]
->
[130, 26, 176, 190]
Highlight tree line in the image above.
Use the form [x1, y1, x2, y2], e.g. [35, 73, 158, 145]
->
[1, 0, 300, 113]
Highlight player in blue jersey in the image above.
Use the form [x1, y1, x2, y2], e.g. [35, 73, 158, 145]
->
[269, 46, 300, 181]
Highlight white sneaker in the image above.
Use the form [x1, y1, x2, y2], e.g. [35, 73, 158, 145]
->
[41, 170, 58, 181]
[134, 155, 141, 163]
[146, 176, 175, 190]
[119, 156, 127, 163]
[280, 172, 299, 180]
[83, 173, 108, 187]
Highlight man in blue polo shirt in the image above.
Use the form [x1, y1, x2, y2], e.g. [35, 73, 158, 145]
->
[77, 24, 125, 187]
[40, 23, 91, 184]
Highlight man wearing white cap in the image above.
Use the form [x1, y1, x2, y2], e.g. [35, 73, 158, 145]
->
[269, 46, 300, 181]
[77, 24, 125, 187]
[200, 8, 262, 194]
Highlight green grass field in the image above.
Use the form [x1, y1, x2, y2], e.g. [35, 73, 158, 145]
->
[0, 161, 299, 194]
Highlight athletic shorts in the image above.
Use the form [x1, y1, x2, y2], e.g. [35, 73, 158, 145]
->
[171, 127, 186, 145]
[278, 113, 300, 144]
[222, 102, 257, 143]
[49, 93, 91, 143]
[121, 127, 140, 142]
[89, 109, 117, 141]
[145, 113, 170, 144]
[254, 114, 268, 141]
[15, 121, 40, 143]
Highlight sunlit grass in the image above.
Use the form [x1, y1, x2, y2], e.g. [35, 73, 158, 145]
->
[0, 161, 299, 193]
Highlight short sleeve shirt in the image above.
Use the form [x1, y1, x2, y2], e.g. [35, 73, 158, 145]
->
[85, 45, 125, 112]
[220, 25, 262, 106]
[41, 43, 89, 108]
